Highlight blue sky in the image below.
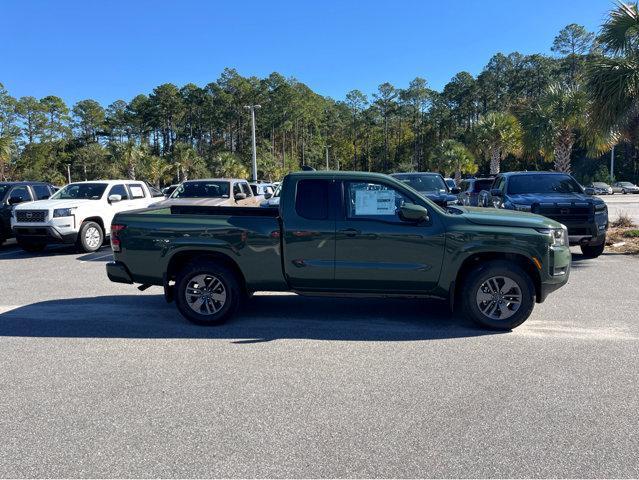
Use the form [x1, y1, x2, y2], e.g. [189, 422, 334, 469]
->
[0, 0, 612, 107]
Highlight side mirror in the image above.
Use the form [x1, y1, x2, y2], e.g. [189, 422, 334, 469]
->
[451, 187, 461, 195]
[234, 193, 247, 201]
[108, 194, 122, 203]
[584, 187, 595, 195]
[8, 196, 24, 205]
[264, 192, 273, 199]
[399, 203, 429, 223]
[490, 189, 502, 197]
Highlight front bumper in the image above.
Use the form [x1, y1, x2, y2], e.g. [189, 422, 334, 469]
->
[13, 226, 77, 244]
[106, 261, 134, 284]
[538, 245, 571, 303]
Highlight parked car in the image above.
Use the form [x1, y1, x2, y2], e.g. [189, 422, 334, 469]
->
[249, 182, 275, 198]
[260, 183, 281, 207]
[589, 182, 613, 195]
[390, 172, 460, 207]
[444, 177, 456, 190]
[477, 172, 608, 258]
[107, 171, 571, 331]
[153, 179, 261, 208]
[11, 180, 155, 253]
[0, 181, 57, 245]
[457, 177, 495, 206]
[612, 181, 639, 194]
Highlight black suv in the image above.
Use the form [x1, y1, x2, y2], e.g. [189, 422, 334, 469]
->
[0, 181, 57, 245]
[478, 172, 608, 258]
[457, 177, 495, 206]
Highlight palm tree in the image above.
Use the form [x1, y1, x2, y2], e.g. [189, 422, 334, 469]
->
[0, 136, 12, 181]
[473, 112, 523, 174]
[522, 84, 588, 173]
[172, 142, 204, 181]
[434, 139, 477, 183]
[586, 2, 639, 144]
[143, 155, 171, 187]
[113, 141, 143, 180]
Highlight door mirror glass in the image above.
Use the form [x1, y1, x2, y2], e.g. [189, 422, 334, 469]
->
[584, 187, 595, 195]
[399, 203, 429, 222]
[264, 192, 273, 199]
[234, 193, 247, 201]
[8, 196, 24, 205]
[108, 194, 122, 203]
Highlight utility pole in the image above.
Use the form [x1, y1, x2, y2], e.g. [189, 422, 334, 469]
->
[66, 164, 71, 184]
[244, 104, 261, 182]
[325, 145, 330, 170]
[610, 145, 615, 182]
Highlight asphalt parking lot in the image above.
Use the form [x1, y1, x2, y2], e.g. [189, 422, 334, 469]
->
[600, 193, 639, 223]
[0, 240, 638, 478]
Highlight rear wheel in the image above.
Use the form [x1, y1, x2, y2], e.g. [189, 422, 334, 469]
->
[77, 221, 104, 253]
[175, 260, 241, 325]
[580, 241, 605, 258]
[17, 238, 46, 252]
[460, 260, 535, 330]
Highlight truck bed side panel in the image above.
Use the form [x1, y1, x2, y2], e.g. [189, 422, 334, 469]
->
[114, 210, 287, 290]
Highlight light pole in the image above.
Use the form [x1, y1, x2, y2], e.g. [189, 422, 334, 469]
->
[610, 145, 615, 182]
[325, 145, 330, 170]
[66, 164, 71, 184]
[244, 104, 261, 182]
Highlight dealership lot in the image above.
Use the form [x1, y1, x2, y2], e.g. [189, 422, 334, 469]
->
[600, 193, 639, 223]
[0, 240, 638, 477]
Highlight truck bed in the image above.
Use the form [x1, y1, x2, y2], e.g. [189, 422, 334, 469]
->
[111, 205, 287, 290]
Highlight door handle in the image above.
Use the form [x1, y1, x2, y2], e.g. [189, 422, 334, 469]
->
[339, 228, 360, 237]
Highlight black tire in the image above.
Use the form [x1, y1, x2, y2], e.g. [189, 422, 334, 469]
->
[623, 189, 627, 194]
[580, 241, 605, 258]
[175, 260, 241, 325]
[77, 221, 104, 253]
[17, 238, 46, 252]
[460, 260, 535, 330]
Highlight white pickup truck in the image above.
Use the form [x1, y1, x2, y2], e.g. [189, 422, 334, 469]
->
[11, 180, 154, 253]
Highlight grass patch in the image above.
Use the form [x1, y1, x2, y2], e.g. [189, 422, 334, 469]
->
[611, 212, 636, 228]
[623, 229, 639, 238]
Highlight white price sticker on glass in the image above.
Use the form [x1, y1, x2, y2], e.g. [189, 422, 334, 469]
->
[129, 186, 144, 198]
[354, 189, 395, 215]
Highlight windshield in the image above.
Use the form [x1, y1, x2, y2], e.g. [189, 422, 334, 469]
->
[473, 179, 494, 193]
[51, 183, 107, 200]
[620, 182, 634, 186]
[392, 174, 447, 192]
[593, 182, 609, 187]
[508, 174, 583, 195]
[171, 181, 230, 199]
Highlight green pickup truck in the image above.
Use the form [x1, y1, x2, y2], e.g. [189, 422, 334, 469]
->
[106, 171, 571, 330]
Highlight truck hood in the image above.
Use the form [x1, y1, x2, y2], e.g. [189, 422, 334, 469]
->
[14, 199, 99, 210]
[507, 192, 602, 205]
[151, 198, 231, 208]
[455, 206, 561, 229]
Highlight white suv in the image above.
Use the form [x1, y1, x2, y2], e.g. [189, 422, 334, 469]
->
[11, 180, 154, 253]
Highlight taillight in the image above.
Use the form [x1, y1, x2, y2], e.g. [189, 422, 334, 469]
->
[111, 224, 126, 252]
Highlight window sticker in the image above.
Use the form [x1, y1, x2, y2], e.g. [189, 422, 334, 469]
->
[354, 189, 395, 215]
[130, 186, 145, 198]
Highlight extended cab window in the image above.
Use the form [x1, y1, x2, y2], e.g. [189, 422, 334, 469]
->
[240, 183, 253, 196]
[109, 184, 129, 200]
[296, 179, 329, 220]
[32, 184, 52, 199]
[345, 181, 410, 222]
[128, 184, 146, 199]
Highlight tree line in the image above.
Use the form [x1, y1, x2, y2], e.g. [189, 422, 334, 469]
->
[0, 3, 638, 187]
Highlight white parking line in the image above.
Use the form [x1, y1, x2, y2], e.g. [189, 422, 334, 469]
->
[79, 252, 113, 262]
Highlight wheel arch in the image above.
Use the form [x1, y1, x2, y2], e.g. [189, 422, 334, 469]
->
[453, 252, 542, 307]
[166, 250, 248, 294]
[81, 216, 106, 237]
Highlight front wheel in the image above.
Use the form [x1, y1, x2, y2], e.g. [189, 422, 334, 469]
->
[77, 221, 104, 253]
[175, 260, 241, 325]
[460, 260, 535, 330]
[580, 241, 605, 258]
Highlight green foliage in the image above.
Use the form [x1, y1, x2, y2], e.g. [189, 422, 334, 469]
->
[473, 112, 523, 174]
[433, 139, 477, 180]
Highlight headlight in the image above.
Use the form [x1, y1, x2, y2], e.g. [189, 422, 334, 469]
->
[513, 203, 532, 212]
[538, 226, 568, 247]
[53, 207, 76, 218]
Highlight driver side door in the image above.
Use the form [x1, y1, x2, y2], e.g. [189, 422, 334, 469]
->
[333, 180, 446, 293]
